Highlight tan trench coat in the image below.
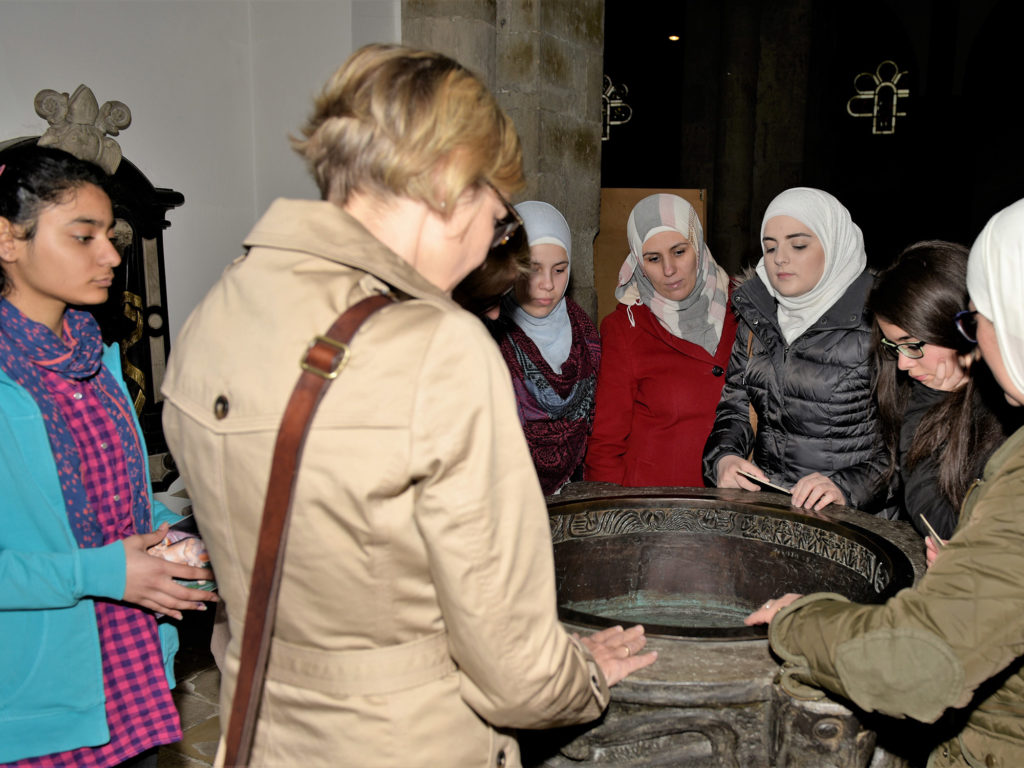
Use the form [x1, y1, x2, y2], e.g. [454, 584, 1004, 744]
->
[162, 199, 609, 767]
[770, 423, 1024, 768]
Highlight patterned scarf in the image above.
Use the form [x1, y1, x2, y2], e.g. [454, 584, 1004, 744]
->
[499, 298, 601, 495]
[0, 299, 150, 547]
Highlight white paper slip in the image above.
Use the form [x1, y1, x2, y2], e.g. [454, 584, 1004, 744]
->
[737, 469, 792, 495]
[919, 514, 946, 550]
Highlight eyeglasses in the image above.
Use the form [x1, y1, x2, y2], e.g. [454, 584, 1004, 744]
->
[485, 182, 523, 251]
[955, 309, 979, 344]
[880, 337, 927, 360]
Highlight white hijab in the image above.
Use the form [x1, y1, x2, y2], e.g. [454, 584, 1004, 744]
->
[506, 201, 573, 373]
[755, 187, 866, 344]
[615, 193, 730, 355]
[967, 197, 1024, 396]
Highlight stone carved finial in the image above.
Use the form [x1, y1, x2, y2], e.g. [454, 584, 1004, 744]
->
[33, 84, 131, 174]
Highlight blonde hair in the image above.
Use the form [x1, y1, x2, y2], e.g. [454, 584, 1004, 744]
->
[292, 44, 523, 213]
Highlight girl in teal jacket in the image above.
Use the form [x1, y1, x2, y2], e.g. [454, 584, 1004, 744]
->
[0, 145, 216, 765]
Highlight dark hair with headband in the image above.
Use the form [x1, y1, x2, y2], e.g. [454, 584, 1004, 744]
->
[0, 144, 109, 296]
[868, 240, 1007, 508]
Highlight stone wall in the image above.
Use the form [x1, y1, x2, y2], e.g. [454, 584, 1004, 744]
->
[403, 0, 605, 318]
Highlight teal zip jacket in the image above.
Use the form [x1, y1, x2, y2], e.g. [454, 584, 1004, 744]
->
[0, 343, 180, 763]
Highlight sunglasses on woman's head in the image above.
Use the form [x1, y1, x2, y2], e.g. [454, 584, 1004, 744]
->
[880, 337, 927, 360]
[955, 309, 979, 344]
[485, 182, 524, 250]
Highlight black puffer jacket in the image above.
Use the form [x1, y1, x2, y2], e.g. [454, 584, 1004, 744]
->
[702, 270, 890, 511]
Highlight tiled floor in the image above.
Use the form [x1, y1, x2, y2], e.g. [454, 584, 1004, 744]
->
[158, 611, 220, 768]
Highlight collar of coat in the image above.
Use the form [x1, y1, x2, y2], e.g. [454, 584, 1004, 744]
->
[732, 269, 873, 337]
[243, 198, 452, 303]
[621, 292, 734, 363]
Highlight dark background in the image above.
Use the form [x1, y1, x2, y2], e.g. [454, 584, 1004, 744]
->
[601, 0, 1024, 273]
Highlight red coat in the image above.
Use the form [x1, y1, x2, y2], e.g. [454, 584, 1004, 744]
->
[584, 300, 738, 487]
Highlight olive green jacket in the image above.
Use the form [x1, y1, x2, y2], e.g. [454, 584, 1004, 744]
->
[770, 423, 1024, 768]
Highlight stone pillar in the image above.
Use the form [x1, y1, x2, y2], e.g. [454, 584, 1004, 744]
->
[401, 0, 499, 84]
[403, 0, 605, 319]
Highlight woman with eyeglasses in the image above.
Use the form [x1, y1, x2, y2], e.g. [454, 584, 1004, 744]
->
[868, 240, 1017, 540]
[703, 187, 890, 511]
[745, 198, 1024, 768]
[160, 45, 654, 767]
[494, 201, 601, 495]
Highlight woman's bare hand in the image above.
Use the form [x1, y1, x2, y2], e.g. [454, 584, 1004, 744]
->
[716, 454, 767, 490]
[930, 356, 969, 392]
[924, 535, 946, 568]
[790, 473, 845, 510]
[576, 624, 657, 686]
[743, 593, 803, 625]
[123, 524, 218, 620]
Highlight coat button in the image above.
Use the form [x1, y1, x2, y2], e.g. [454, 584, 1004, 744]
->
[986, 755, 997, 767]
[942, 746, 949, 759]
[496, 749, 506, 767]
[712, 365, 724, 376]
[214, 395, 230, 420]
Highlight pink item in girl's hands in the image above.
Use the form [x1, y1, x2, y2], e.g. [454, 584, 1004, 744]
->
[147, 527, 216, 590]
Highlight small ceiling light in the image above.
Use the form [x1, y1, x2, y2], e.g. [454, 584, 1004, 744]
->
[668, 35, 680, 41]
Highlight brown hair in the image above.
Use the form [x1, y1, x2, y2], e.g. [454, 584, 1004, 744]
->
[292, 44, 523, 214]
[452, 228, 529, 317]
[0, 144, 109, 296]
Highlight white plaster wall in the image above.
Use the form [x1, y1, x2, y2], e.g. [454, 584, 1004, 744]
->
[0, 0, 400, 340]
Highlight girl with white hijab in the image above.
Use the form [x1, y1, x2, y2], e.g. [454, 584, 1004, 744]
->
[744, 196, 1024, 768]
[703, 187, 890, 511]
[585, 193, 737, 487]
[498, 201, 601, 495]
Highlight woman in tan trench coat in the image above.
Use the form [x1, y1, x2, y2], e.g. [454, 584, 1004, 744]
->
[161, 44, 655, 767]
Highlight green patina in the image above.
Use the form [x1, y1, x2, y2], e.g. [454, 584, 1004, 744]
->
[565, 590, 753, 629]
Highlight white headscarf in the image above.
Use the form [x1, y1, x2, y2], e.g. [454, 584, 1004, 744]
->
[967, 197, 1024, 397]
[755, 187, 866, 344]
[506, 201, 573, 373]
[615, 193, 730, 355]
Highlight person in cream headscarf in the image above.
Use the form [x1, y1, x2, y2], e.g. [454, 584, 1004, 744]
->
[498, 201, 600, 495]
[703, 187, 890, 511]
[585, 193, 737, 487]
[744, 197, 1024, 768]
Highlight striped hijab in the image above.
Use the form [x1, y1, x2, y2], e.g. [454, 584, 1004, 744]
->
[615, 193, 730, 355]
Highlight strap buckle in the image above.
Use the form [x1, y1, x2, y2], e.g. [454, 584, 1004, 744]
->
[300, 335, 351, 380]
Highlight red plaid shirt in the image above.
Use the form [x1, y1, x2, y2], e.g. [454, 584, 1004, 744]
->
[9, 371, 181, 766]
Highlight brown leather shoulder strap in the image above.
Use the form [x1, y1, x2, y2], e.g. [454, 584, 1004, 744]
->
[223, 292, 395, 766]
